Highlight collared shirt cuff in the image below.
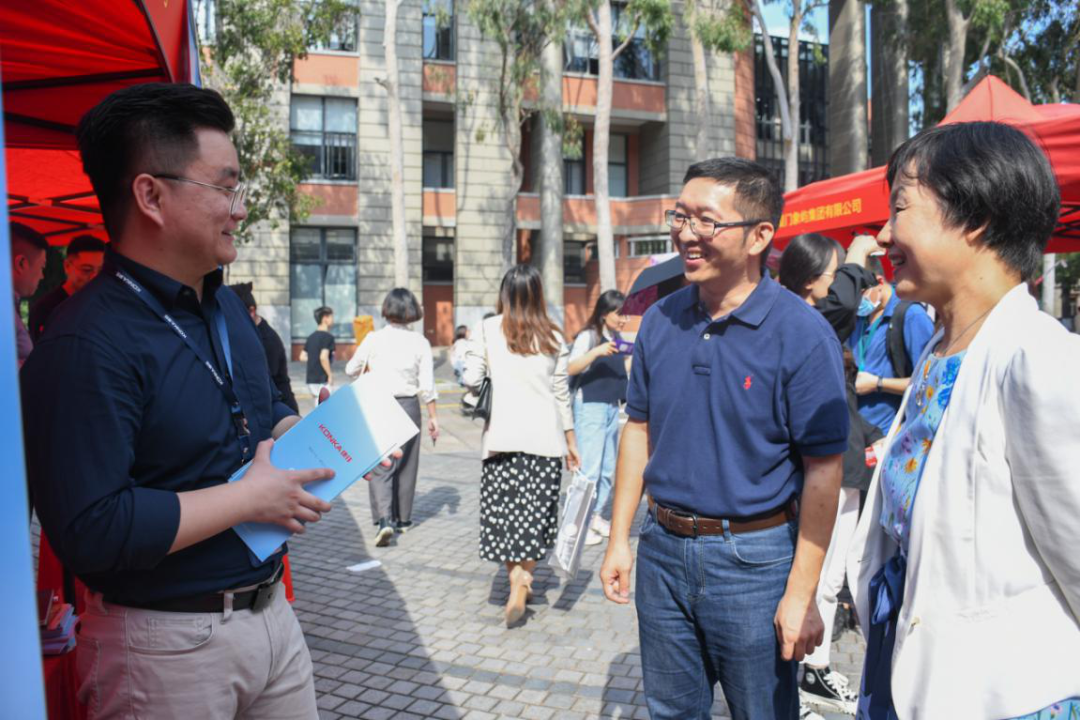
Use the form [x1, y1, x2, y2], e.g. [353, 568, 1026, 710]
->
[796, 439, 848, 458]
[128, 488, 181, 569]
[272, 401, 296, 428]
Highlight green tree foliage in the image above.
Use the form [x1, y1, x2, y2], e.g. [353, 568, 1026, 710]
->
[1008, 0, 1079, 103]
[687, 0, 751, 53]
[199, 0, 354, 241]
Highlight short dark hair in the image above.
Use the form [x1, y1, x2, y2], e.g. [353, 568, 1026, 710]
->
[778, 233, 844, 295]
[683, 158, 785, 230]
[66, 235, 107, 258]
[865, 255, 885, 279]
[886, 121, 1060, 282]
[314, 306, 334, 325]
[10, 223, 48, 257]
[382, 288, 423, 324]
[227, 282, 257, 310]
[76, 83, 235, 238]
[454, 324, 469, 341]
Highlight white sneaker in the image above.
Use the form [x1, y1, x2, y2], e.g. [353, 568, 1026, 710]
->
[799, 698, 826, 720]
[591, 515, 611, 538]
[801, 665, 858, 715]
[584, 529, 604, 546]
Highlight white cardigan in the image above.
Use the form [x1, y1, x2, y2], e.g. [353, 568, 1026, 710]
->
[462, 315, 574, 460]
[848, 284, 1080, 719]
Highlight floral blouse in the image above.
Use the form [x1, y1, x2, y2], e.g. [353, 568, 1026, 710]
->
[879, 349, 1080, 719]
[879, 351, 965, 551]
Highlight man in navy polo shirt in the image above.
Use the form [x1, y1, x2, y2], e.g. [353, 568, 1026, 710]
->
[600, 158, 848, 720]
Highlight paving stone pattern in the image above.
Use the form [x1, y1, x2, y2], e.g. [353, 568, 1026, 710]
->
[288, 360, 865, 720]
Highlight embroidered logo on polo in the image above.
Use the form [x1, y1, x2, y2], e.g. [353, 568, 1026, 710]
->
[744, 375, 753, 390]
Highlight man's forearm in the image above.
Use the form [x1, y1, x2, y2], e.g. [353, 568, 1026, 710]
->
[785, 454, 842, 600]
[170, 481, 253, 554]
[321, 358, 332, 384]
[610, 420, 649, 545]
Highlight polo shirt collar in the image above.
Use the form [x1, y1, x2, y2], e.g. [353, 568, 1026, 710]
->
[689, 274, 780, 328]
[105, 249, 224, 311]
[880, 287, 901, 319]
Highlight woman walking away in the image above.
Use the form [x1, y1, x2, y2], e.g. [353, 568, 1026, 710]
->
[346, 288, 439, 547]
[849, 121, 1080, 718]
[463, 265, 580, 626]
[567, 290, 628, 546]
[779, 233, 877, 717]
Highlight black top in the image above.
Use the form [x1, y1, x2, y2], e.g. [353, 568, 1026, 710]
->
[21, 250, 295, 605]
[304, 330, 335, 383]
[815, 263, 878, 343]
[257, 318, 298, 413]
[27, 285, 69, 343]
[577, 330, 629, 405]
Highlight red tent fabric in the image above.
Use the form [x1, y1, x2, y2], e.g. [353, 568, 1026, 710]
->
[776, 76, 1080, 253]
[2, 0, 200, 244]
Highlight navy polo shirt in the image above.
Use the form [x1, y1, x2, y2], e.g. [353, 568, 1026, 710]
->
[849, 291, 935, 433]
[626, 275, 848, 519]
[21, 250, 295, 605]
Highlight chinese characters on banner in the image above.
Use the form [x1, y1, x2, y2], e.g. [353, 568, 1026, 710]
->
[779, 197, 864, 229]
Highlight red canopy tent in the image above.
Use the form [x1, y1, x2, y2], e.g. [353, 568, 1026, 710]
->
[775, 76, 1080, 254]
[2, 0, 201, 245]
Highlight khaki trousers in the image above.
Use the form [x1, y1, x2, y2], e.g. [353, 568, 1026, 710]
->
[76, 585, 317, 719]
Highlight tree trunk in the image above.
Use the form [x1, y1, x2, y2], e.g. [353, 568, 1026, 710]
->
[784, 0, 802, 191]
[591, 2, 618, 291]
[828, 0, 868, 175]
[870, 0, 909, 166]
[500, 48, 523, 272]
[538, 34, 566, 324]
[749, 1, 796, 190]
[383, 0, 409, 288]
[944, 0, 969, 112]
[691, 30, 711, 157]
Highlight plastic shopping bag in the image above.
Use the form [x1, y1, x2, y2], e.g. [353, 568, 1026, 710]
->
[549, 471, 597, 580]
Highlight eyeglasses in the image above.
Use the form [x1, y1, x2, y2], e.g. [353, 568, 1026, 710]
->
[665, 210, 765, 239]
[153, 174, 247, 216]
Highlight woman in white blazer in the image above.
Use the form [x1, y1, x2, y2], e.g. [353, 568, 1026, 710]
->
[463, 265, 580, 627]
[848, 121, 1080, 719]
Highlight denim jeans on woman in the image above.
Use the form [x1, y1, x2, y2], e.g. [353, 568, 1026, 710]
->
[635, 509, 799, 720]
[572, 394, 620, 518]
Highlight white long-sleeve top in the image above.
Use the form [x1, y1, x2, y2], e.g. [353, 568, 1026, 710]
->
[462, 315, 573, 460]
[345, 324, 438, 404]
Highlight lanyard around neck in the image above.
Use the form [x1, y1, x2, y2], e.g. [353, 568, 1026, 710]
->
[855, 313, 885, 371]
[113, 269, 252, 463]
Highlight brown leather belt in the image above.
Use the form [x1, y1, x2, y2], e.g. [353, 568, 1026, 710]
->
[648, 496, 798, 537]
[107, 563, 284, 614]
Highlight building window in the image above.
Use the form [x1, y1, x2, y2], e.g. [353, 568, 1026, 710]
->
[565, 135, 586, 195]
[564, 240, 592, 285]
[754, 34, 829, 188]
[422, 120, 455, 189]
[423, 0, 454, 61]
[311, 12, 358, 52]
[628, 235, 672, 257]
[422, 236, 454, 283]
[290, 227, 357, 340]
[564, 3, 661, 82]
[608, 134, 628, 197]
[290, 96, 358, 181]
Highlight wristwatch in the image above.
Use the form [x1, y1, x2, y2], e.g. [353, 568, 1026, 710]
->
[876, 376, 884, 393]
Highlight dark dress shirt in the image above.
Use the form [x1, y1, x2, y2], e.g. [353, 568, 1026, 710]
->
[625, 276, 848, 518]
[28, 285, 69, 343]
[257, 318, 298, 413]
[21, 250, 295, 605]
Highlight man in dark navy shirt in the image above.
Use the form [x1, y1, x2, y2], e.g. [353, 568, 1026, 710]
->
[600, 159, 848, 720]
[21, 84, 336, 719]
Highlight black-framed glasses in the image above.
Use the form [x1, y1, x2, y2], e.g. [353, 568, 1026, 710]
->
[154, 174, 247, 216]
[664, 209, 765, 239]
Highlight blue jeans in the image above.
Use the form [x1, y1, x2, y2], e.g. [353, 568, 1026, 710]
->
[635, 510, 799, 720]
[572, 397, 620, 518]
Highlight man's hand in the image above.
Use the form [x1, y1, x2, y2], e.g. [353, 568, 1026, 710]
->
[600, 540, 634, 604]
[855, 370, 878, 395]
[428, 416, 440, 442]
[364, 449, 404, 481]
[774, 590, 825, 662]
[272, 415, 302, 440]
[238, 439, 334, 534]
[847, 233, 879, 267]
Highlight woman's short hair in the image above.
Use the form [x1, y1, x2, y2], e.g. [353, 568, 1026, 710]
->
[886, 121, 1060, 282]
[778, 233, 845, 295]
[497, 264, 561, 356]
[382, 288, 423, 324]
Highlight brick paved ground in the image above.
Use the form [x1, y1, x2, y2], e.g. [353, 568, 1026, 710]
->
[282, 358, 866, 720]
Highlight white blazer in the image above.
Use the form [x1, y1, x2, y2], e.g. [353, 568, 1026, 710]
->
[848, 284, 1080, 719]
[462, 315, 574, 460]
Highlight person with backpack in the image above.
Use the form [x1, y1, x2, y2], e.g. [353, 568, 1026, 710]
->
[567, 290, 629, 546]
[849, 256, 935, 433]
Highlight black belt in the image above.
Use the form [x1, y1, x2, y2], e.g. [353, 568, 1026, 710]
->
[107, 563, 284, 614]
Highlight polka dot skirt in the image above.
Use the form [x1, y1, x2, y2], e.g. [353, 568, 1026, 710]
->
[479, 452, 562, 563]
